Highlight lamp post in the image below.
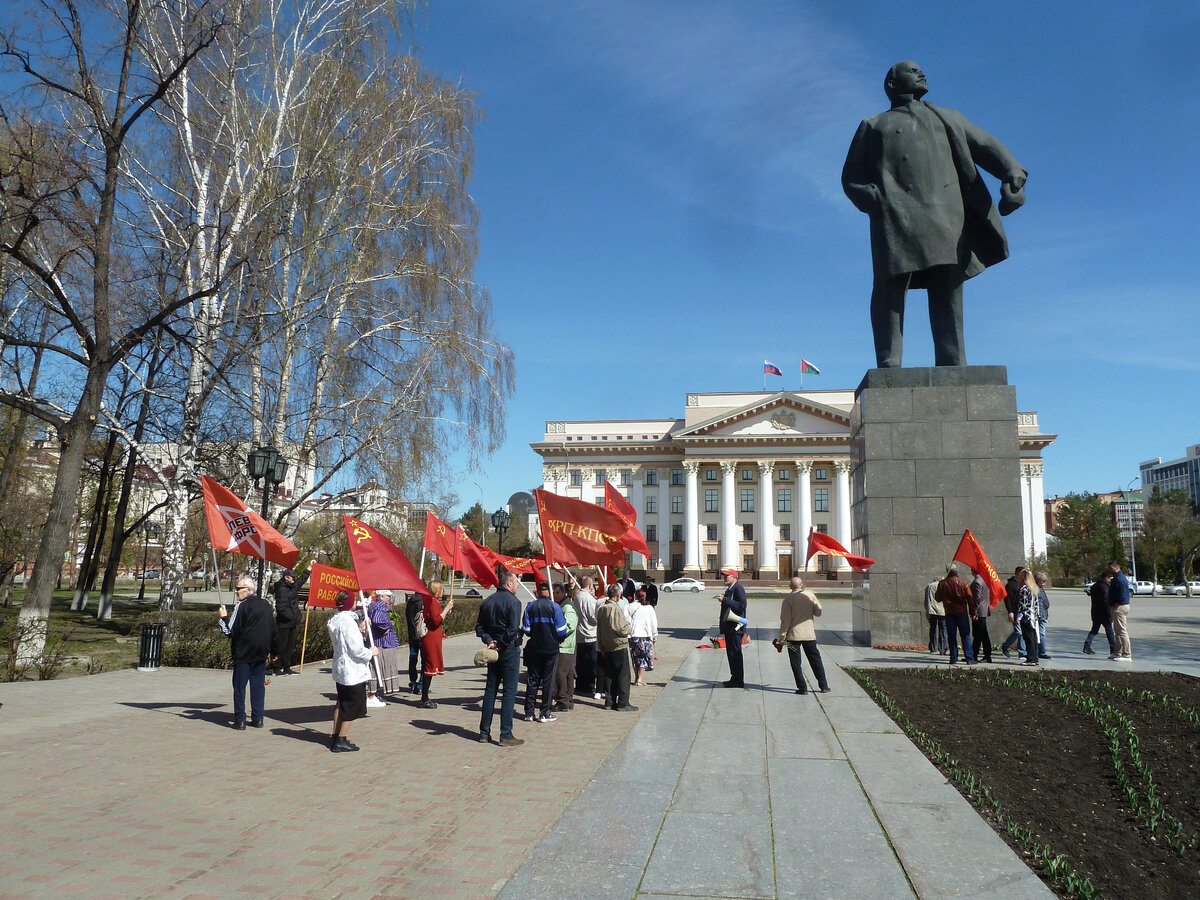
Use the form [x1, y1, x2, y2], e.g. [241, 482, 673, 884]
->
[472, 480, 485, 544]
[490, 508, 512, 555]
[1121, 477, 1138, 583]
[248, 445, 288, 597]
[136, 521, 160, 603]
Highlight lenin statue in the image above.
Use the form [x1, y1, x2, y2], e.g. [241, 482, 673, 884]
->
[842, 62, 1027, 368]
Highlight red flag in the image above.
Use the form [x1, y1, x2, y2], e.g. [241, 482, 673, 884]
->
[422, 510, 457, 561]
[604, 481, 637, 526]
[805, 528, 875, 573]
[307, 563, 360, 608]
[343, 516, 428, 594]
[952, 529, 1007, 610]
[605, 482, 651, 558]
[201, 475, 298, 568]
[453, 526, 500, 589]
[535, 489, 629, 567]
[481, 546, 548, 580]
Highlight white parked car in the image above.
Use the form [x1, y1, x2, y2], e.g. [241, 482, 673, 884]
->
[662, 577, 706, 593]
[1130, 580, 1163, 595]
[1171, 582, 1200, 596]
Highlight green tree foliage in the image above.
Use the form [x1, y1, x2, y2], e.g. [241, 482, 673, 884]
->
[1140, 489, 1200, 586]
[1049, 493, 1123, 580]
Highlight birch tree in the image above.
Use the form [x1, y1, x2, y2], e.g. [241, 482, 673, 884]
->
[0, 0, 230, 655]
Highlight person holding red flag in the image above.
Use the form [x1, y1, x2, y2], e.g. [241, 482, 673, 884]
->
[327, 590, 379, 752]
[218, 575, 278, 730]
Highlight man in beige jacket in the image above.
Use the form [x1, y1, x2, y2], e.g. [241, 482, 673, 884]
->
[778, 576, 830, 694]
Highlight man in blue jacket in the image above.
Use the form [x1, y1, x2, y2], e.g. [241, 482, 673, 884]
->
[476, 571, 525, 746]
[718, 566, 748, 688]
[522, 580, 568, 723]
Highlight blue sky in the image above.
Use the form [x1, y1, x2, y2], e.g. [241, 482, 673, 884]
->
[414, 1, 1200, 515]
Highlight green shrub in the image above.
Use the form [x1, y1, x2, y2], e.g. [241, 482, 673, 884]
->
[138, 596, 484, 670]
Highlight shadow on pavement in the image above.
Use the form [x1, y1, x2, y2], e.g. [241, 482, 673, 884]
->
[269, 726, 332, 746]
[409, 717, 483, 743]
[120, 701, 229, 727]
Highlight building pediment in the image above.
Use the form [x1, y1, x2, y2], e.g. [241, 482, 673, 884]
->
[675, 392, 850, 440]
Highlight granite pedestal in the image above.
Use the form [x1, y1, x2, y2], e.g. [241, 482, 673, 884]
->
[850, 366, 1025, 647]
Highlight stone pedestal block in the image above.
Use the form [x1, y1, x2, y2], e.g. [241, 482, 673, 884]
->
[850, 367, 1025, 647]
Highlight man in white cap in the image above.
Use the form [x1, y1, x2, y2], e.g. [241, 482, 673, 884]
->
[717, 566, 748, 688]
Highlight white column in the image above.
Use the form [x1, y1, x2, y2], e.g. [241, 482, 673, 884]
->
[684, 461, 700, 573]
[797, 461, 812, 566]
[758, 461, 776, 575]
[657, 473, 669, 570]
[721, 460, 737, 569]
[835, 460, 852, 571]
[630, 468, 645, 568]
[1021, 461, 1047, 560]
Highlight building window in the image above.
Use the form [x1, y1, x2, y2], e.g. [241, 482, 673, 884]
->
[743, 554, 755, 572]
[594, 469, 606, 486]
[816, 523, 828, 534]
[705, 468, 717, 481]
[778, 468, 791, 481]
[620, 468, 632, 486]
[814, 488, 829, 512]
[741, 468, 754, 481]
[742, 524, 753, 541]
[671, 469, 684, 485]
[705, 489, 719, 512]
[569, 469, 581, 486]
[706, 524, 717, 541]
[671, 553, 683, 571]
[740, 488, 754, 512]
[645, 495, 657, 514]
[671, 495, 683, 514]
[672, 524, 683, 542]
[814, 467, 828, 481]
[646, 524, 657, 542]
[779, 524, 791, 541]
[777, 488, 792, 512]
[645, 469, 658, 486]
[707, 554, 718, 571]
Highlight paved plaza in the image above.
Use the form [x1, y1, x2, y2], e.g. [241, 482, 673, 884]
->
[1, 588, 1196, 899]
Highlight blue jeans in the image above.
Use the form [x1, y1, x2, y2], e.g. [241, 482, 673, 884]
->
[1001, 619, 1026, 654]
[1084, 617, 1115, 652]
[480, 645, 521, 739]
[945, 613, 974, 663]
[232, 660, 266, 724]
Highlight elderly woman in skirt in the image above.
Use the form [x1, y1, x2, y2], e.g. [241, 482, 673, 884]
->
[628, 589, 658, 686]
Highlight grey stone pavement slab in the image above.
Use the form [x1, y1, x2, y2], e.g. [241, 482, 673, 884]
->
[2, 587, 1195, 898]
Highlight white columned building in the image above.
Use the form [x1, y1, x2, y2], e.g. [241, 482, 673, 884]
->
[533, 390, 1054, 581]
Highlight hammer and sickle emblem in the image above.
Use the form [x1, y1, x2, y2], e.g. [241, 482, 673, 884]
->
[352, 523, 371, 544]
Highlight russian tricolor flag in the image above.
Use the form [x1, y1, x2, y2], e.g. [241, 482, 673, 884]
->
[764, 360, 782, 377]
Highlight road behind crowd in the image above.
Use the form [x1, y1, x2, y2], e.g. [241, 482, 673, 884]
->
[0, 586, 1195, 898]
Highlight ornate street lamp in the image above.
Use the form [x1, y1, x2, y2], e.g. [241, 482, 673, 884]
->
[247, 445, 288, 596]
[490, 508, 512, 554]
[136, 521, 161, 603]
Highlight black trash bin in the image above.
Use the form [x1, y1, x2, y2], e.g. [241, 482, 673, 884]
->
[138, 622, 166, 671]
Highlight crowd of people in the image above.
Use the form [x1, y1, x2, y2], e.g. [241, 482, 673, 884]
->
[923, 560, 1135, 666]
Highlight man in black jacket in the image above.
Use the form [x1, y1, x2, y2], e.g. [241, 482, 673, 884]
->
[219, 576, 278, 729]
[475, 571, 524, 746]
[269, 565, 309, 675]
[1083, 571, 1115, 656]
[717, 566, 748, 688]
[999, 568, 1026, 658]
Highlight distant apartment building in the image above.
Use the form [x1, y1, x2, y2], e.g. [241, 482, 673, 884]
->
[1140, 444, 1200, 508]
[1044, 490, 1144, 542]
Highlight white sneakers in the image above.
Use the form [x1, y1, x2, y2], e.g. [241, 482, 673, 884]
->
[366, 696, 387, 708]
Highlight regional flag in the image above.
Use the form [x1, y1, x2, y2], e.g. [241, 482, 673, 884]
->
[307, 563, 360, 608]
[534, 488, 629, 568]
[454, 526, 500, 589]
[604, 482, 650, 558]
[952, 529, 1006, 609]
[805, 528, 875, 573]
[343, 516, 429, 594]
[764, 360, 783, 377]
[201, 475, 298, 568]
[800, 359, 820, 375]
[422, 510, 457, 562]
